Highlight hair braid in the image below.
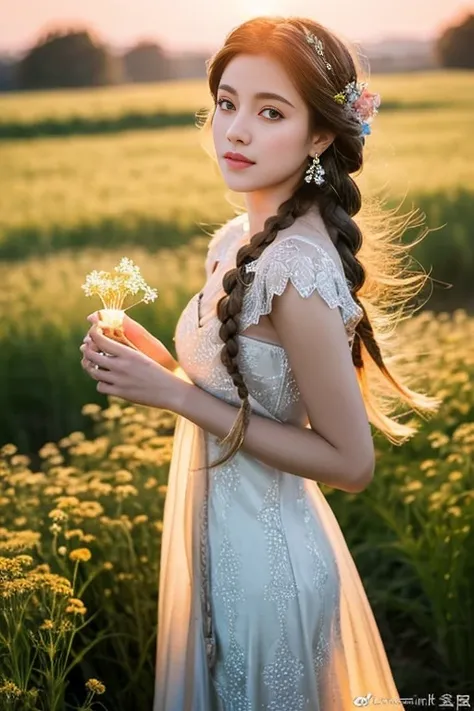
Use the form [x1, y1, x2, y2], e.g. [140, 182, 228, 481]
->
[207, 186, 315, 469]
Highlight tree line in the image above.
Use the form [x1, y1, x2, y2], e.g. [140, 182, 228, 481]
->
[1, 12, 474, 91]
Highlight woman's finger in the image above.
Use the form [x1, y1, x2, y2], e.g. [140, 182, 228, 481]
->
[80, 345, 116, 378]
[87, 311, 101, 324]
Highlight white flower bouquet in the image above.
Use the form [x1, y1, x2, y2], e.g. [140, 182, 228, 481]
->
[81, 257, 158, 351]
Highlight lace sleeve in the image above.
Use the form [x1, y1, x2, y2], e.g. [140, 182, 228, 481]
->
[240, 235, 363, 343]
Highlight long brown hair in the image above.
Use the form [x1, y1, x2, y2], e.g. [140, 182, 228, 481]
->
[196, 16, 441, 470]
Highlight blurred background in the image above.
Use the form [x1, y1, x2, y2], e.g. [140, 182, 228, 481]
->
[0, 2, 473, 710]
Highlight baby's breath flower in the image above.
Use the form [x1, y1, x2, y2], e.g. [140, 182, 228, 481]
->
[69, 548, 92, 563]
[81, 258, 158, 313]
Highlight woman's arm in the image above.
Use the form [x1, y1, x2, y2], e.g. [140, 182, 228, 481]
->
[171, 379, 370, 493]
[169, 281, 375, 493]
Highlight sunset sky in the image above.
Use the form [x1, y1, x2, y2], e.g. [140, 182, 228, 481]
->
[1, 0, 471, 54]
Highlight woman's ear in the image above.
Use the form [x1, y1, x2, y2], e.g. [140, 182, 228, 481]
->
[312, 130, 336, 156]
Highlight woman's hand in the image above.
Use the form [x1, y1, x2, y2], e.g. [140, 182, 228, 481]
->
[80, 323, 183, 411]
[86, 311, 179, 372]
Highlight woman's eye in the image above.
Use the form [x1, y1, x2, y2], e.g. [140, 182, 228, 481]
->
[217, 98, 233, 110]
[216, 99, 282, 121]
[261, 108, 283, 121]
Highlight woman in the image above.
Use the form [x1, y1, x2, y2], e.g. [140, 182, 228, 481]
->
[80, 15, 440, 710]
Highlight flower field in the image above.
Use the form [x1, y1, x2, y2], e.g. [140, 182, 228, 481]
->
[1, 70, 473, 708]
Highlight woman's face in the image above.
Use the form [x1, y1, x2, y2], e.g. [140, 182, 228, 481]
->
[212, 53, 319, 199]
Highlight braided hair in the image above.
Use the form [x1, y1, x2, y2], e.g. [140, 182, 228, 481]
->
[197, 16, 441, 470]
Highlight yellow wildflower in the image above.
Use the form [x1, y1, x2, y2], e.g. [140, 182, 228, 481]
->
[115, 484, 138, 499]
[48, 509, 68, 522]
[115, 469, 133, 483]
[65, 529, 85, 540]
[1, 444, 18, 457]
[40, 619, 54, 630]
[85, 679, 106, 695]
[38, 443, 59, 459]
[81, 403, 102, 416]
[0, 680, 22, 698]
[44, 486, 63, 497]
[10, 455, 31, 467]
[69, 548, 92, 563]
[405, 480, 422, 492]
[71, 501, 104, 518]
[66, 602, 87, 615]
[55, 496, 80, 509]
[144, 477, 158, 489]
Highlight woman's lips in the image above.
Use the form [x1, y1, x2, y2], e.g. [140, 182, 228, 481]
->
[224, 157, 255, 170]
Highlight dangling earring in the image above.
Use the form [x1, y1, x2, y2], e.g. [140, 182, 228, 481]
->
[304, 153, 326, 186]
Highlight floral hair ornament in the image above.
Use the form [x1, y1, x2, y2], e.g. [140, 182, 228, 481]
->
[333, 80, 381, 136]
[305, 31, 381, 137]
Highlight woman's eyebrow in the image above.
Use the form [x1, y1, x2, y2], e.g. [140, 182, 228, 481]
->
[218, 83, 295, 109]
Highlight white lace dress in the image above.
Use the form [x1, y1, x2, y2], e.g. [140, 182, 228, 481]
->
[153, 213, 405, 711]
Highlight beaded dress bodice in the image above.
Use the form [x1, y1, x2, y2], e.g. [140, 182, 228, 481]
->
[174, 213, 363, 425]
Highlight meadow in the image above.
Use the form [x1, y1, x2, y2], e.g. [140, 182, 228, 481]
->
[1, 70, 473, 708]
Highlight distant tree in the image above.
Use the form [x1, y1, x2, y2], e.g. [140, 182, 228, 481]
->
[17, 28, 123, 89]
[123, 40, 170, 82]
[436, 13, 474, 69]
[0, 55, 17, 91]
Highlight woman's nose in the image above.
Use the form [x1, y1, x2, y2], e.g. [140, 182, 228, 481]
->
[226, 119, 250, 145]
